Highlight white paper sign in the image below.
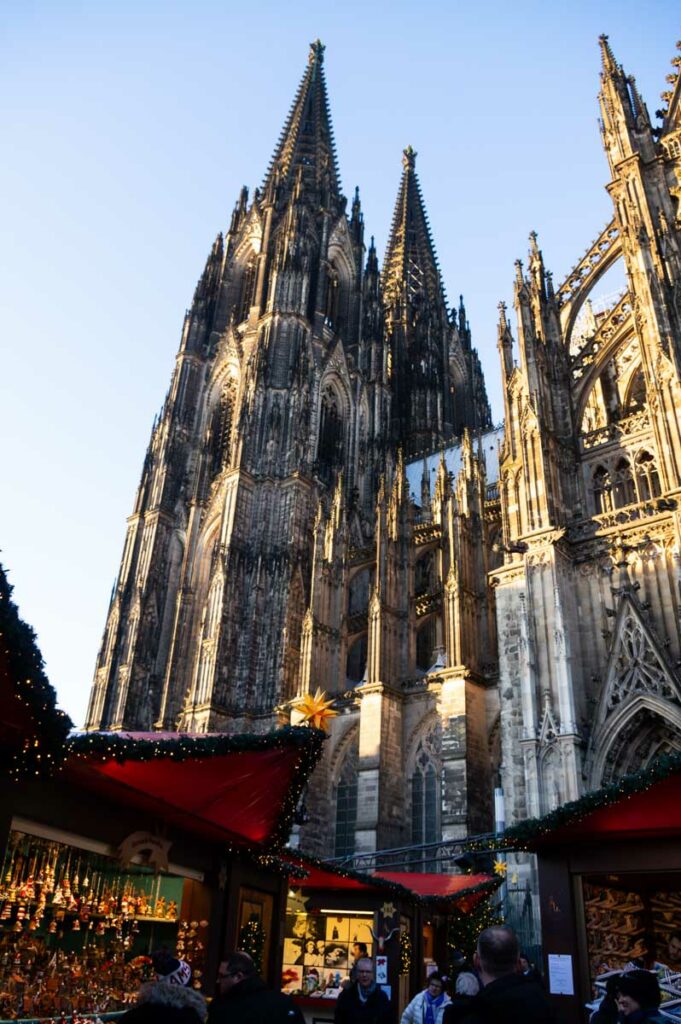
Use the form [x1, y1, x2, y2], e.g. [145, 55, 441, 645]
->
[548, 953, 574, 995]
[375, 955, 388, 984]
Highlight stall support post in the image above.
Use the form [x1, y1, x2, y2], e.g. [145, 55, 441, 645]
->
[537, 853, 582, 1024]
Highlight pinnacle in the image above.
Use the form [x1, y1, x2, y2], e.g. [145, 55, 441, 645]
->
[402, 145, 417, 170]
[309, 39, 325, 65]
[599, 33, 618, 74]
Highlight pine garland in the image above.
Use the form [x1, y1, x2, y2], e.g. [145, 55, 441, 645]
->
[484, 749, 681, 851]
[239, 913, 266, 973]
[0, 562, 73, 776]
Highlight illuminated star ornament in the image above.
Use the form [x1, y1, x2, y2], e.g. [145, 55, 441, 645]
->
[380, 902, 397, 920]
[293, 688, 338, 731]
[493, 859, 508, 876]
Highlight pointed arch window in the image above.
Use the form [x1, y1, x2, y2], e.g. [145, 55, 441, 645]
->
[334, 753, 358, 858]
[635, 450, 661, 501]
[237, 255, 257, 323]
[318, 385, 344, 484]
[613, 458, 636, 507]
[593, 465, 613, 513]
[410, 740, 439, 870]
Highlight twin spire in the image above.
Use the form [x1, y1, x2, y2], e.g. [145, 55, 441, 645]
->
[382, 145, 446, 313]
[261, 43, 444, 305]
[263, 39, 341, 203]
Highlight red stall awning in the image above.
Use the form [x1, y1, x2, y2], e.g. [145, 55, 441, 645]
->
[65, 728, 325, 848]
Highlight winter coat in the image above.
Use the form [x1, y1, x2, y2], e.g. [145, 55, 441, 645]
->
[119, 980, 207, 1024]
[443, 972, 554, 1024]
[335, 981, 394, 1024]
[207, 973, 304, 1024]
[401, 988, 452, 1024]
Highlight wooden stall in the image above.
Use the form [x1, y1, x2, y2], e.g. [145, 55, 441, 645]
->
[502, 755, 681, 1024]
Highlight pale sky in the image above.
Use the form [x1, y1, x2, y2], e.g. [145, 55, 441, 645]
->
[1, 0, 677, 727]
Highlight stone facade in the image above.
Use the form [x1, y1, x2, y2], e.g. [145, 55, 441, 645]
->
[86, 35, 681, 858]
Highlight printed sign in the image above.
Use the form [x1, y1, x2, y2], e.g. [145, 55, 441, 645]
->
[548, 953, 574, 995]
[375, 955, 388, 984]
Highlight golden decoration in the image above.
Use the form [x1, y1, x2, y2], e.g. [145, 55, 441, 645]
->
[493, 859, 508, 876]
[380, 901, 397, 920]
[293, 688, 338, 731]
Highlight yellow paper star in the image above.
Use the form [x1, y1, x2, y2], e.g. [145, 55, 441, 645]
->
[493, 859, 508, 876]
[293, 688, 338, 731]
[381, 902, 397, 920]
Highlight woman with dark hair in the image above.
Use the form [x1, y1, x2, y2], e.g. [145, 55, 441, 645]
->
[614, 970, 666, 1024]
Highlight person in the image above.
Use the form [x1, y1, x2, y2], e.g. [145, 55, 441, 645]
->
[401, 973, 451, 1024]
[443, 927, 553, 1024]
[590, 974, 621, 1024]
[207, 951, 304, 1024]
[667, 930, 681, 969]
[335, 957, 393, 1024]
[350, 942, 370, 982]
[118, 948, 207, 1024]
[519, 953, 543, 985]
[614, 970, 665, 1023]
[450, 950, 481, 996]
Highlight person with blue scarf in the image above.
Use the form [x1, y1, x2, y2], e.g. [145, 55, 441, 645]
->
[401, 974, 451, 1024]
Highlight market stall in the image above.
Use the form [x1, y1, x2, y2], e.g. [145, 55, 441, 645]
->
[279, 853, 499, 1023]
[0, 564, 325, 1021]
[502, 754, 681, 1024]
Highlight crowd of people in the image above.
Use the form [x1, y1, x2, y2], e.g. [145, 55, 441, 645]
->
[118, 926, 676, 1024]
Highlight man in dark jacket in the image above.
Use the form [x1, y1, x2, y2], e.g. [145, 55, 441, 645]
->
[444, 927, 553, 1024]
[207, 951, 304, 1024]
[335, 958, 393, 1024]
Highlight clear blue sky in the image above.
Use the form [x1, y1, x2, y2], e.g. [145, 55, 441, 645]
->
[1, 0, 677, 727]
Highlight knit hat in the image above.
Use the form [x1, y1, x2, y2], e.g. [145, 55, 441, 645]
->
[151, 950, 192, 986]
[616, 971, 661, 1009]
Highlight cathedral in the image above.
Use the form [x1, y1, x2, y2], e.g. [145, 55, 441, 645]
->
[86, 36, 681, 860]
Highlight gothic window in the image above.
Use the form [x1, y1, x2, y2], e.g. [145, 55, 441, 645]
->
[592, 465, 613, 513]
[346, 634, 367, 685]
[317, 385, 344, 484]
[334, 754, 358, 858]
[635, 450, 661, 501]
[236, 255, 257, 323]
[416, 617, 436, 672]
[623, 366, 646, 416]
[324, 263, 340, 327]
[348, 568, 371, 616]
[415, 552, 434, 597]
[410, 739, 439, 870]
[612, 458, 636, 507]
[209, 387, 235, 475]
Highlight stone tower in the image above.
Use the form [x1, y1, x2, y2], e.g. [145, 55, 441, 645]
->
[493, 36, 681, 825]
[85, 33, 493, 860]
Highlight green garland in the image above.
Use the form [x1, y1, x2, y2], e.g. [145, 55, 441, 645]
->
[446, 891, 502, 973]
[0, 562, 73, 776]
[480, 749, 681, 851]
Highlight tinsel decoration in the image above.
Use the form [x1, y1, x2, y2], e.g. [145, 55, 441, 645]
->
[0, 562, 73, 778]
[399, 928, 412, 975]
[239, 913, 266, 974]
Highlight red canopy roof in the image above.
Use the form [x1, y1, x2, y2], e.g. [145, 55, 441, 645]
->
[285, 852, 495, 908]
[65, 729, 323, 848]
[526, 774, 681, 847]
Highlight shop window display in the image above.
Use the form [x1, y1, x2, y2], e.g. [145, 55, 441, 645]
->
[583, 877, 681, 1020]
[281, 903, 373, 1000]
[0, 830, 209, 1019]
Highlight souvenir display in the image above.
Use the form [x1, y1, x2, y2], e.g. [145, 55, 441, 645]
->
[0, 830, 209, 1019]
[280, 902, 373, 1000]
[584, 878, 681, 1019]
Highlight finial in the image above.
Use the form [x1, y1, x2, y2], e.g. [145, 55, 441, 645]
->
[498, 301, 508, 327]
[529, 230, 539, 253]
[402, 145, 417, 170]
[514, 259, 524, 285]
[309, 39, 325, 65]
